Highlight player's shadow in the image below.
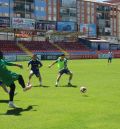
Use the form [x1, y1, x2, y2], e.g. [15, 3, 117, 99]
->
[60, 85, 78, 88]
[33, 85, 50, 88]
[0, 105, 38, 116]
[0, 100, 19, 103]
[82, 94, 89, 97]
[0, 100, 9, 103]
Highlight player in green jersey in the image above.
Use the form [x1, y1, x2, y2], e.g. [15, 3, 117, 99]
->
[0, 51, 32, 108]
[49, 54, 73, 86]
[0, 81, 9, 94]
[0, 81, 18, 95]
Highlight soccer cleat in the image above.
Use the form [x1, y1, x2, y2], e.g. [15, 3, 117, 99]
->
[27, 82, 30, 86]
[55, 83, 58, 87]
[68, 83, 72, 86]
[23, 84, 32, 91]
[40, 84, 42, 87]
[9, 102, 18, 108]
[40, 82, 42, 87]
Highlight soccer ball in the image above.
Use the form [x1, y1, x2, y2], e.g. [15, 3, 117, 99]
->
[80, 86, 87, 93]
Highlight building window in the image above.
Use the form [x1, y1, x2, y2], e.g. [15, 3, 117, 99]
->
[25, 4, 30, 11]
[48, 7, 52, 14]
[35, 6, 39, 10]
[81, 1, 84, 6]
[91, 3, 94, 7]
[31, 13, 35, 19]
[48, 15, 52, 21]
[25, 13, 31, 18]
[91, 8, 94, 13]
[53, 0, 57, 5]
[91, 16, 94, 23]
[0, 2, 9, 7]
[87, 2, 90, 7]
[88, 15, 90, 23]
[16, 13, 21, 17]
[53, 16, 56, 21]
[4, 13, 9, 17]
[53, 7, 56, 14]
[81, 16, 84, 21]
[41, 7, 45, 11]
[48, 0, 52, 5]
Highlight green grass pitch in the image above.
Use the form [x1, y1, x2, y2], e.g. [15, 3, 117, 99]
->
[0, 59, 120, 129]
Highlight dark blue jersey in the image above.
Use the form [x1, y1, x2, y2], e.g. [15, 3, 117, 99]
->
[28, 59, 42, 71]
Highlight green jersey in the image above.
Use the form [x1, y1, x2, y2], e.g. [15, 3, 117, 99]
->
[0, 59, 19, 86]
[56, 57, 68, 70]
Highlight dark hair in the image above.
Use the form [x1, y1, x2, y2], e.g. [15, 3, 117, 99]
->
[34, 54, 37, 56]
[61, 54, 65, 57]
[0, 51, 3, 59]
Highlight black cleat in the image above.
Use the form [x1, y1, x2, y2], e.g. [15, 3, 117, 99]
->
[68, 83, 72, 86]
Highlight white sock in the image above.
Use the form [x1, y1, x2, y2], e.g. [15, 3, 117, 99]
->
[40, 81, 42, 85]
[68, 80, 71, 83]
[56, 81, 58, 85]
[9, 101, 13, 104]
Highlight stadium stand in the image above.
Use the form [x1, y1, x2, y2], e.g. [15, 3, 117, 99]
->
[55, 42, 89, 51]
[0, 40, 89, 53]
[1, 40, 120, 59]
[0, 40, 21, 53]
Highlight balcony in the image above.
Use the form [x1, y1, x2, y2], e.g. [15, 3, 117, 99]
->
[13, 0, 34, 3]
[70, 13, 76, 17]
[14, 6, 34, 13]
[60, 12, 69, 16]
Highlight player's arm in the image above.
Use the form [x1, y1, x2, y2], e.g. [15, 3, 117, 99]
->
[28, 61, 31, 70]
[5, 61, 23, 68]
[48, 60, 57, 68]
[39, 61, 43, 68]
[1, 84, 9, 94]
[28, 61, 31, 67]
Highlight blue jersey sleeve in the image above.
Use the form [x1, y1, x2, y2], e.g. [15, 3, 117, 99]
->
[38, 61, 43, 67]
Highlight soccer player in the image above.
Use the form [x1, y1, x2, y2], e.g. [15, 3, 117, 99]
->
[108, 50, 113, 63]
[28, 54, 43, 86]
[0, 51, 32, 108]
[48, 54, 73, 86]
[0, 81, 9, 94]
[0, 81, 17, 95]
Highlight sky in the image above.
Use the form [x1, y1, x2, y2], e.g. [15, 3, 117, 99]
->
[96, 0, 104, 1]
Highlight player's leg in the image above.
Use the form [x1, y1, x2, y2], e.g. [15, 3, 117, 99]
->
[0, 81, 18, 95]
[18, 75, 32, 91]
[65, 69, 73, 86]
[110, 58, 112, 63]
[55, 73, 62, 87]
[0, 81, 9, 94]
[68, 71, 73, 86]
[108, 58, 111, 63]
[1, 84, 9, 94]
[35, 71, 42, 86]
[8, 83, 18, 108]
[28, 70, 34, 85]
[38, 74, 42, 86]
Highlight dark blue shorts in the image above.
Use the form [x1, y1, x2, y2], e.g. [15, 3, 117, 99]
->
[31, 70, 40, 77]
[108, 57, 112, 60]
[0, 81, 3, 85]
[59, 69, 71, 75]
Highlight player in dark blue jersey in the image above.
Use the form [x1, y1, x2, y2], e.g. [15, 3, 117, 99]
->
[28, 54, 43, 86]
